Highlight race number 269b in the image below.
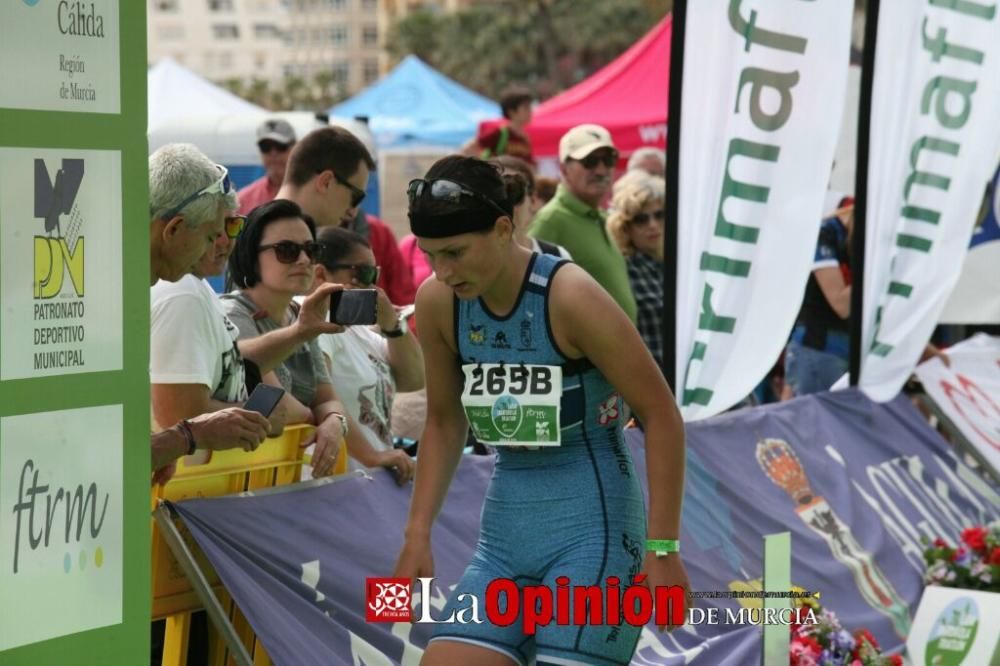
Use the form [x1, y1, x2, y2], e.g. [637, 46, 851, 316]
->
[467, 365, 553, 397]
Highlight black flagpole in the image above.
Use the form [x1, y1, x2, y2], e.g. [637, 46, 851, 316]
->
[662, 1, 687, 393]
[849, 0, 880, 386]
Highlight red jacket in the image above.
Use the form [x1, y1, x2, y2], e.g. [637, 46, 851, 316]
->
[367, 215, 416, 306]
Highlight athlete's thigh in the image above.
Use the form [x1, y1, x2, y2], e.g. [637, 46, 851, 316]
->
[422, 638, 520, 666]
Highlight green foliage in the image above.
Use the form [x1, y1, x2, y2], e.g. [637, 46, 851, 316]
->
[386, 0, 671, 99]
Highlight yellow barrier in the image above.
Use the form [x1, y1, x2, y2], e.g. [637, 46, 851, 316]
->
[152, 424, 348, 666]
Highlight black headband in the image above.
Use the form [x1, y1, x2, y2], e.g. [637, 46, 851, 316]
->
[409, 207, 502, 239]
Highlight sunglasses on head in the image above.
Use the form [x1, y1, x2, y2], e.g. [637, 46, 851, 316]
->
[224, 215, 246, 239]
[333, 172, 366, 208]
[259, 140, 291, 155]
[326, 263, 380, 286]
[575, 151, 618, 170]
[160, 164, 234, 220]
[407, 178, 509, 218]
[259, 240, 322, 264]
[631, 209, 665, 226]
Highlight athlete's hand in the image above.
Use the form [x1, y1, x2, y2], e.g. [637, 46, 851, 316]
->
[642, 552, 692, 632]
[394, 535, 434, 589]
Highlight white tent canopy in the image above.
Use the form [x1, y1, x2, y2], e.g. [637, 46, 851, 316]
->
[148, 58, 265, 133]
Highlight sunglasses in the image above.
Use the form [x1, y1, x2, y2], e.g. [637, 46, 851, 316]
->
[334, 172, 366, 208]
[160, 164, 234, 220]
[326, 263, 380, 286]
[631, 210, 665, 226]
[259, 140, 291, 154]
[407, 178, 509, 218]
[224, 215, 246, 239]
[259, 240, 322, 264]
[575, 151, 618, 170]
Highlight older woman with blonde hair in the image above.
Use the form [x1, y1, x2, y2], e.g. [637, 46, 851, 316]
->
[607, 172, 666, 364]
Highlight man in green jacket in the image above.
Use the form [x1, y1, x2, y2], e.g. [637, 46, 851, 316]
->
[529, 124, 638, 321]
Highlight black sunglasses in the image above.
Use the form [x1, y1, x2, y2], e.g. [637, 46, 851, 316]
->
[575, 151, 618, 170]
[407, 179, 509, 218]
[631, 210, 665, 226]
[259, 240, 322, 264]
[259, 140, 291, 155]
[334, 172, 366, 208]
[326, 263, 380, 286]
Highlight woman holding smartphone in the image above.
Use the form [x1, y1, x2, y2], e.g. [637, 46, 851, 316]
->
[222, 199, 348, 477]
[394, 156, 688, 666]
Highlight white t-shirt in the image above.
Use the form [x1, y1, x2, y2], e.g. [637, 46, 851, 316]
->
[316, 326, 395, 454]
[151, 275, 247, 423]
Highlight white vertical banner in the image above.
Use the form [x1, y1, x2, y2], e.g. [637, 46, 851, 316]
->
[859, 0, 1000, 401]
[676, 1, 853, 419]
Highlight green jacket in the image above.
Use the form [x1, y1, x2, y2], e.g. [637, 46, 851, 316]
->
[529, 185, 638, 322]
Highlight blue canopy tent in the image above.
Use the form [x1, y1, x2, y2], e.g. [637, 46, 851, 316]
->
[330, 55, 499, 149]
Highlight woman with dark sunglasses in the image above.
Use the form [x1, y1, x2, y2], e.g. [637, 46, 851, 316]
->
[221, 199, 352, 477]
[304, 226, 425, 485]
[607, 172, 667, 366]
[393, 156, 688, 666]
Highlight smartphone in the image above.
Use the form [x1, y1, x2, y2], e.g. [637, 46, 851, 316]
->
[329, 289, 378, 325]
[243, 383, 285, 418]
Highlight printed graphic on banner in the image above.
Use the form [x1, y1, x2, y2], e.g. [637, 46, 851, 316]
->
[673, 0, 853, 420]
[857, 0, 1000, 400]
[366, 578, 412, 622]
[0, 147, 123, 379]
[0, 1, 120, 114]
[0, 405, 124, 651]
[914, 334, 1000, 475]
[461, 363, 561, 446]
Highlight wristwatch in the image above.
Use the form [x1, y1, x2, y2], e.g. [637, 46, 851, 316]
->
[381, 315, 409, 338]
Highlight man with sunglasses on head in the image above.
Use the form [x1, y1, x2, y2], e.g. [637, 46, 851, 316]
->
[530, 124, 637, 322]
[238, 118, 297, 216]
[148, 143, 272, 483]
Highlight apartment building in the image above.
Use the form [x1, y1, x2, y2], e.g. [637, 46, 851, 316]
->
[148, 0, 289, 84]
[147, 0, 382, 95]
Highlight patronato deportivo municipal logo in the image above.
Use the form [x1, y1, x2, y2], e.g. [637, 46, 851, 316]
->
[366, 577, 412, 622]
[33, 158, 85, 299]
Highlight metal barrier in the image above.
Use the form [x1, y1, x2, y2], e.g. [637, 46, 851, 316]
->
[151, 424, 347, 665]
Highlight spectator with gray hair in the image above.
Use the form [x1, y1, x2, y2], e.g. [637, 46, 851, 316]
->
[148, 143, 270, 482]
[627, 146, 666, 177]
[607, 172, 667, 365]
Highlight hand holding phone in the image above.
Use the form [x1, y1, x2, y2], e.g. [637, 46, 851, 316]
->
[243, 383, 286, 418]
[329, 289, 378, 325]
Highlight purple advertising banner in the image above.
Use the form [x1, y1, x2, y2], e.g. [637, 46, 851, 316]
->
[174, 389, 999, 664]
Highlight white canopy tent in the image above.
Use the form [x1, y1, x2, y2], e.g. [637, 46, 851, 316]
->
[148, 58, 266, 133]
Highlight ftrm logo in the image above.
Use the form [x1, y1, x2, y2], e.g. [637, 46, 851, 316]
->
[34, 158, 85, 299]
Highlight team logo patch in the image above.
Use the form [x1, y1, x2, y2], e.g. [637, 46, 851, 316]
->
[469, 325, 486, 345]
[598, 394, 620, 426]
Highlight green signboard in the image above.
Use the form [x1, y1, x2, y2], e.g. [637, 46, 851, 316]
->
[0, 1, 148, 664]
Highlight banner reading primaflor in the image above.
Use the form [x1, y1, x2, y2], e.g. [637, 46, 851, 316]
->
[858, 0, 1000, 402]
[674, 0, 853, 420]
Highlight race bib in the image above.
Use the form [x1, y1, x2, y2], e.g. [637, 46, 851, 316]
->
[461, 363, 562, 447]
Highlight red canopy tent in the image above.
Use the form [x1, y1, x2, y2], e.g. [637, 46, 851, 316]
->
[527, 15, 671, 162]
